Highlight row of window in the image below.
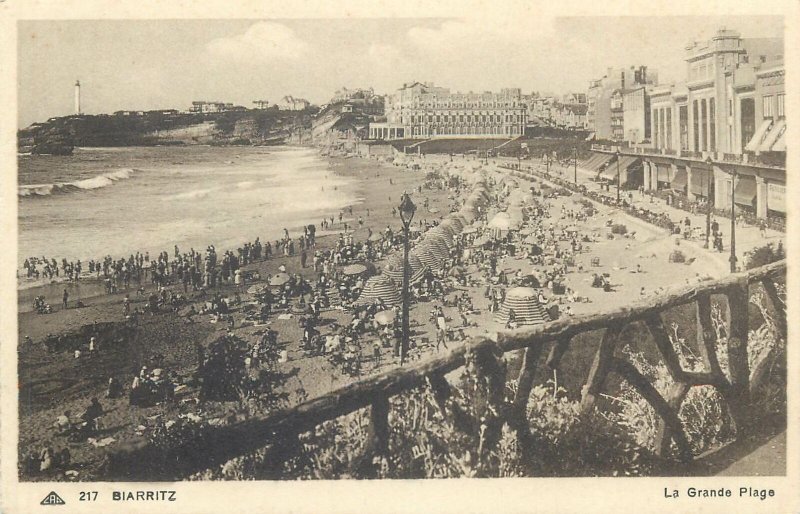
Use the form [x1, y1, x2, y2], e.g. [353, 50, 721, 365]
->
[407, 102, 521, 109]
[406, 114, 523, 123]
[763, 93, 785, 118]
[411, 126, 521, 136]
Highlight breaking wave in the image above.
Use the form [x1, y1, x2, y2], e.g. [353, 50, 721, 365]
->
[19, 168, 137, 197]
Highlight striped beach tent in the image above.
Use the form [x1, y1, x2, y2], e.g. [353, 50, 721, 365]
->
[494, 287, 550, 326]
[423, 236, 451, 260]
[412, 243, 443, 270]
[383, 253, 427, 284]
[440, 217, 463, 233]
[354, 274, 402, 307]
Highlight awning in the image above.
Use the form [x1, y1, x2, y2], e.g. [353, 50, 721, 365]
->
[745, 119, 773, 152]
[592, 154, 615, 173]
[772, 130, 786, 152]
[670, 168, 688, 191]
[585, 132, 596, 141]
[599, 160, 621, 180]
[759, 119, 785, 152]
[580, 153, 602, 170]
[616, 155, 641, 171]
[734, 176, 757, 207]
[689, 167, 711, 196]
[656, 164, 672, 183]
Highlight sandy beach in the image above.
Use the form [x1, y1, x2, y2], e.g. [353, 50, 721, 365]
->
[16, 149, 768, 482]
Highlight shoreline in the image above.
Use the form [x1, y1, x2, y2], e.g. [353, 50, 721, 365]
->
[16, 147, 367, 309]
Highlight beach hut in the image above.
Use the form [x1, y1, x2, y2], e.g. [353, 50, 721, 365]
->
[354, 275, 402, 307]
[494, 287, 550, 326]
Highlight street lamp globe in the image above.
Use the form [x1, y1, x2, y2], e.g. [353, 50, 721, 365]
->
[399, 192, 416, 226]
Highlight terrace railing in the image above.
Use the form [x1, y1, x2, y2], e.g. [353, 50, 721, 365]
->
[106, 261, 786, 480]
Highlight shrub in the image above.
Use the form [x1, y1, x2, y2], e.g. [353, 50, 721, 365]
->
[611, 224, 628, 235]
[744, 242, 785, 270]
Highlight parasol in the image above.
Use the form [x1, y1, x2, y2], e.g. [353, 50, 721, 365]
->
[374, 310, 395, 325]
[269, 273, 290, 286]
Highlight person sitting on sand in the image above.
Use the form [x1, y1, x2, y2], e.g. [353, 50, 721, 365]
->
[54, 411, 71, 434]
[80, 398, 103, 432]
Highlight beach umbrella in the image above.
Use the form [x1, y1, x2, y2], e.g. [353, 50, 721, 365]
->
[342, 263, 368, 276]
[462, 226, 478, 235]
[374, 310, 396, 326]
[247, 284, 266, 295]
[269, 273, 290, 286]
[368, 232, 384, 242]
[354, 275, 402, 307]
[494, 287, 550, 326]
[471, 235, 490, 247]
[488, 212, 513, 231]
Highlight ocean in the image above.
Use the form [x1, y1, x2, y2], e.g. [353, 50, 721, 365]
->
[18, 145, 359, 273]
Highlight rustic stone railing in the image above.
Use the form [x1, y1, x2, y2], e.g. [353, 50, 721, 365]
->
[106, 261, 786, 480]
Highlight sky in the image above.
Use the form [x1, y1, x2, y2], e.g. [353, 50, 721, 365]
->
[17, 16, 783, 127]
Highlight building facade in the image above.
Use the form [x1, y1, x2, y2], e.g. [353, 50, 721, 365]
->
[370, 82, 527, 140]
[640, 28, 784, 218]
[586, 66, 657, 140]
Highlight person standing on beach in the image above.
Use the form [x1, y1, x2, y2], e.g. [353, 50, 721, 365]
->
[300, 249, 307, 268]
[62, 289, 69, 310]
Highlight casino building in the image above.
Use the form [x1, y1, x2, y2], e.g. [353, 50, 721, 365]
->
[369, 82, 527, 140]
[583, 28, 785, 219]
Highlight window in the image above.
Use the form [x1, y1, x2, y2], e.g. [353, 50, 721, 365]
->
[777, 94, 785, 118]
[763, 96, 774, 118]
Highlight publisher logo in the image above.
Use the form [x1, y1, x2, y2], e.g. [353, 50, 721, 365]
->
[40, 491, 66, 506]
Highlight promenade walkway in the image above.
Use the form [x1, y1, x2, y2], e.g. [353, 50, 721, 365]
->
[498, 157, 784, 270]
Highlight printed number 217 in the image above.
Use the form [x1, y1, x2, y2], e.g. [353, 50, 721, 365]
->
[79, 491, 98, 501]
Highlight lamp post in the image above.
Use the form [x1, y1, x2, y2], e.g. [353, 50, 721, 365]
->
[574, 145, 578, 186]
[398, 192, 416, 364]
[704, 156, 713, 249]
[615, 149, 621, 203]
[729, 170, 737, 273]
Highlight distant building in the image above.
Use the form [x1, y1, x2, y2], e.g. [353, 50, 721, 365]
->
[370, 81, 527, 140]
[280, 96, 310, 111]
[586, 66, 657, 140]
[621, 86, 652, 143]
[253, 100, 271, 109]
[190, 101, 236, 113]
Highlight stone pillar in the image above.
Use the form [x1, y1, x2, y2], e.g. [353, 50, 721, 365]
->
[713, 166, 727, 210]
[756, 176, 768, 219]
[670, 163, 679, 193]
[685, 164, 694, 201]
[643, 161, 651, 190]
[653, 164, 659, 191]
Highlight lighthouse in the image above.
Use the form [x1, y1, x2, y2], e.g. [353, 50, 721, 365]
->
[74, 80, 81, 115]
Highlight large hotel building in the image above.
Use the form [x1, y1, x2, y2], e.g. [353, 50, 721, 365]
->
[369, 82, 527, 140]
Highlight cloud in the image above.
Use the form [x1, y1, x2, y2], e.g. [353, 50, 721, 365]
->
[206, 22, 310, 63]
